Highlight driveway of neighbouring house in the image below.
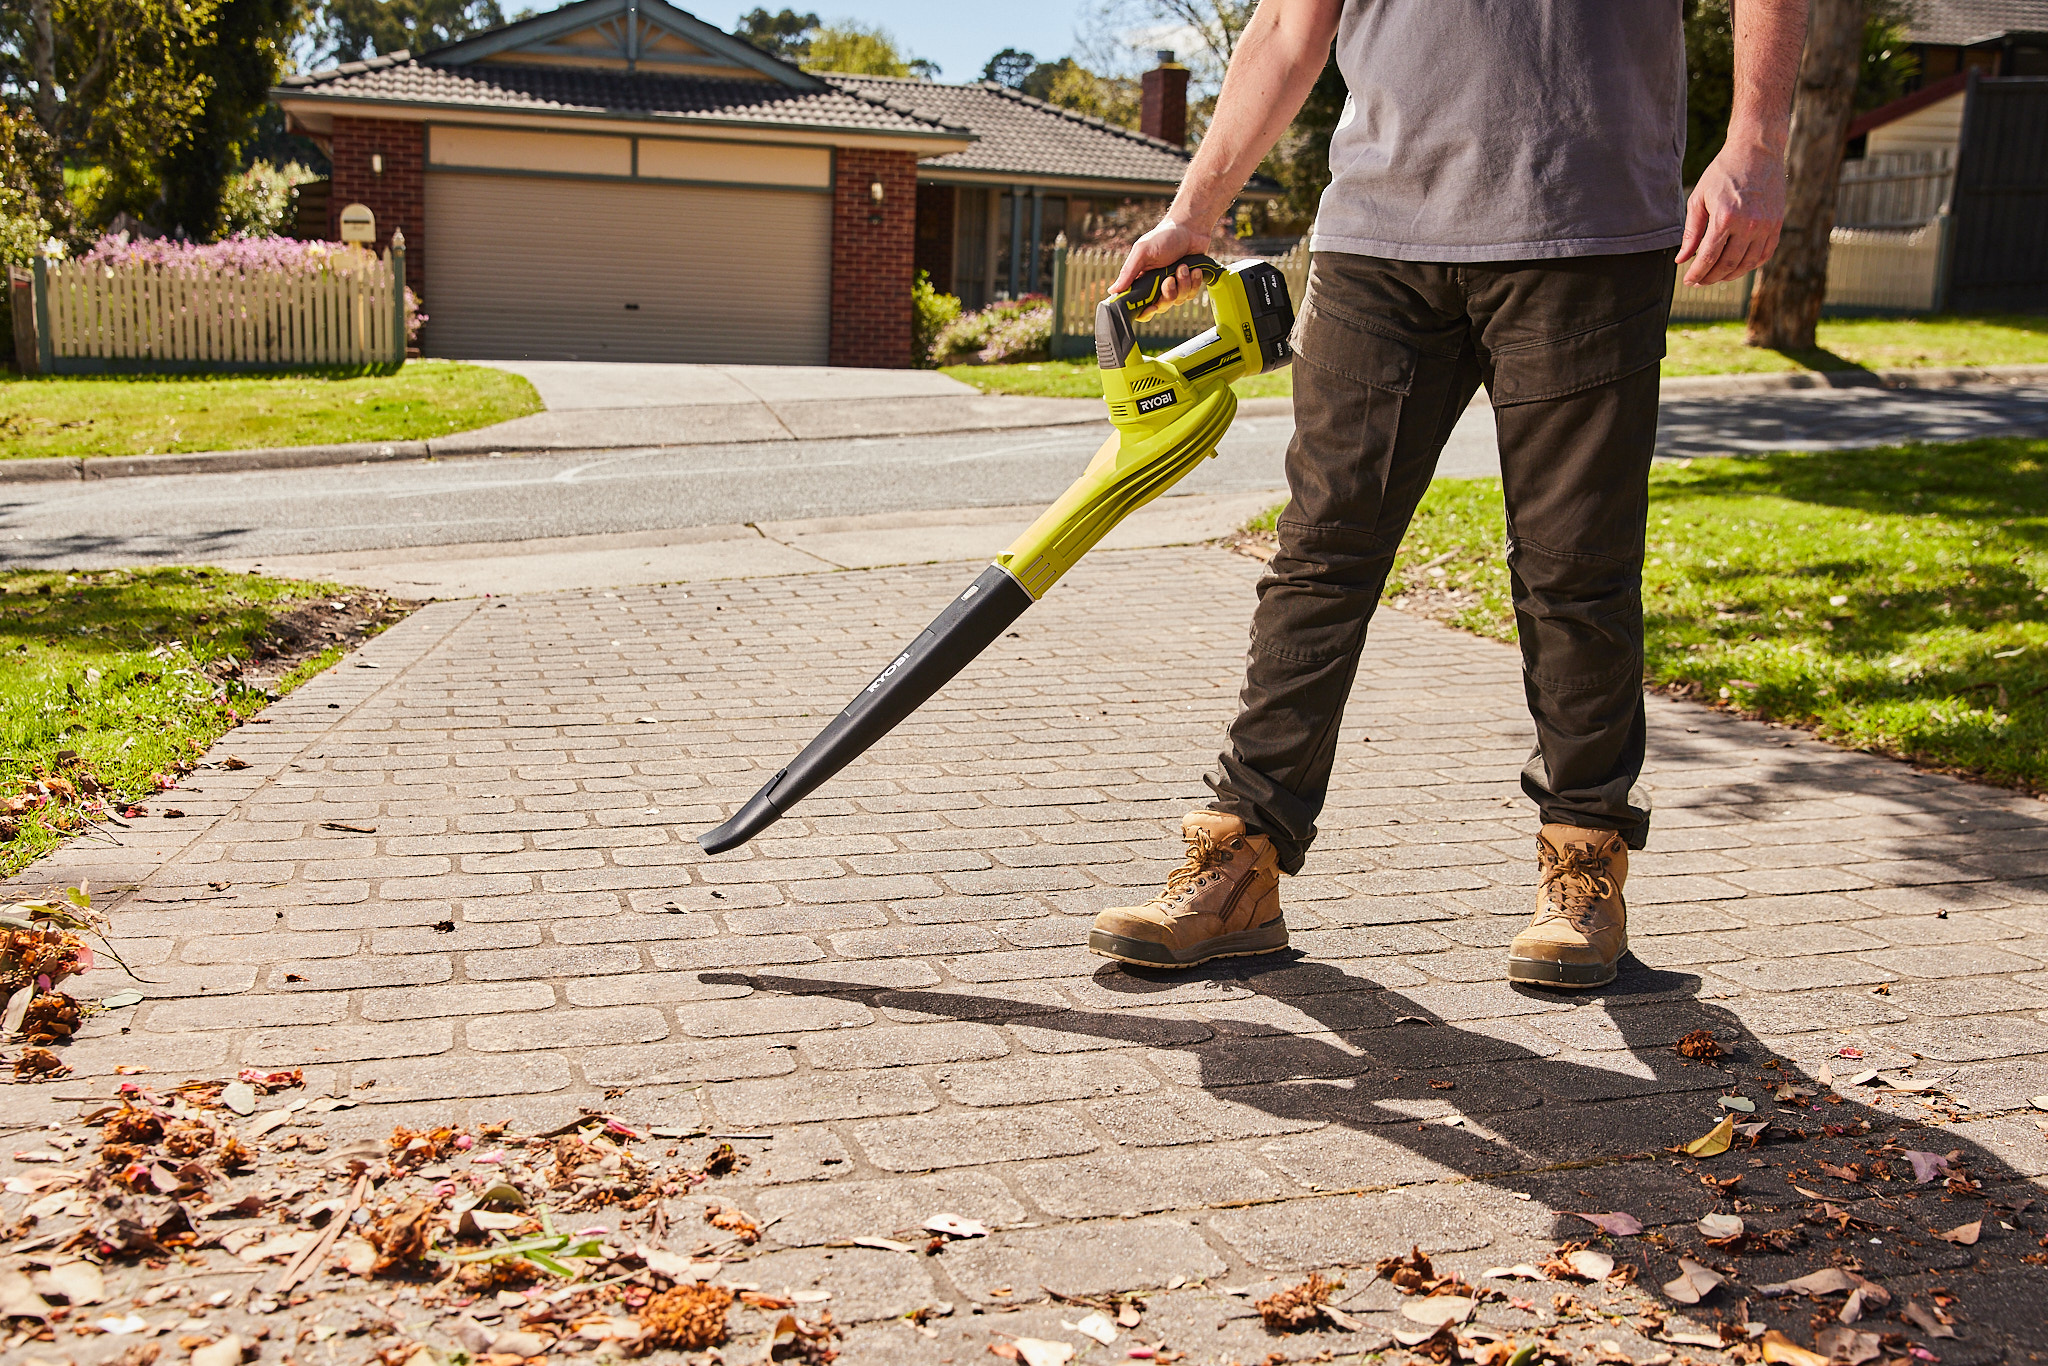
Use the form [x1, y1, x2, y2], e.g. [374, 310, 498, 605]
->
[456, 360, 1105, 452]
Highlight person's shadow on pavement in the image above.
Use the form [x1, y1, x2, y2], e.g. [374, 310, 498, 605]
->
[704, 955, 2047, 1355]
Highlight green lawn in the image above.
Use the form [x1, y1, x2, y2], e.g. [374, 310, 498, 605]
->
[0, 361, 542, 460]
[0, 567, 390, 877]
[1248, 438, 2048, 791]
[946, 314, 2048, 399]
[1663, 313, 2048, 376]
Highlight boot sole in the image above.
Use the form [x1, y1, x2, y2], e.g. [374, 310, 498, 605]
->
[1507, 953, 1622, 989]
[1089, 923, 1290, 968]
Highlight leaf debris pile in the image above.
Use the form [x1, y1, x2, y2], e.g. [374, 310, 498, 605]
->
[0, 1071, 852, 1365]
[637, 1282, 731, 1350]
[1255, 1271, 1338, 1330]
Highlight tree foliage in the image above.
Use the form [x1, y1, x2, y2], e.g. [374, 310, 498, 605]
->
[158, 0, 300, 240]
[1, 0, 219, 234]
[1038, 60, 1139, 127]
[734, 10, 931, 77]
[734, 7, 817, 61]
[308, 0, 504, 64]
[982, 46, 1035, 88]
[977, 49, 1139, 127]
[802, 21, 921, 77]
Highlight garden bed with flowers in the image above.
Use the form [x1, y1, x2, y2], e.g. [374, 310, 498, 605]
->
[0, 568, 414, 877]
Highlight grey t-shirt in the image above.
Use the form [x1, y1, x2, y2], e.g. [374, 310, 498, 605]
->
[1312, 0, 1687, 262]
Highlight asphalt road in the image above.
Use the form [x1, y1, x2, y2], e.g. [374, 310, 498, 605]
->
[3, 383, 2045, 569]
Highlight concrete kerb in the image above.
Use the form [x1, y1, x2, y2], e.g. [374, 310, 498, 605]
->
[6, 362, 2047, 486]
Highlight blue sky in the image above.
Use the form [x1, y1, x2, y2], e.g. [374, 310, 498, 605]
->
[680, 2, 1092, 82]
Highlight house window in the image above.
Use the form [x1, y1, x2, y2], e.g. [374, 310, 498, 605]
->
[953, 187, 990, 311]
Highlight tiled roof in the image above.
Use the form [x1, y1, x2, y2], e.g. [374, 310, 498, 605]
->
[1903, 0, 2048, 44]
[829, 73, 1262, 191]
[277, 53, 969, 138]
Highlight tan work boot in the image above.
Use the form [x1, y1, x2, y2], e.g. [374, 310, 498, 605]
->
[1089, 812, 1288, 967]
[1509, 824, 1630, 988]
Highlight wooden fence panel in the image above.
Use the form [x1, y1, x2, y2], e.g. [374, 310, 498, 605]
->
[35, 248, 398, 372]
[1837, 149, 1953, 230]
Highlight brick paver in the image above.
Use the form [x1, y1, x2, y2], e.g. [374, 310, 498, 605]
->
[7, 544, 2047, 1361]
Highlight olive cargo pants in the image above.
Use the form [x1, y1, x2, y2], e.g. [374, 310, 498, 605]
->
[1209, 249, 1674, 875]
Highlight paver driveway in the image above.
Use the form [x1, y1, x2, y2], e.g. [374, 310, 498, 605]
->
[7, 545, 2047, 1362]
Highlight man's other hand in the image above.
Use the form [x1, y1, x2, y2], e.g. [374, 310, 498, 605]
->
[1112, 217, 1210, 317]
[1676, 141, 1788, 287]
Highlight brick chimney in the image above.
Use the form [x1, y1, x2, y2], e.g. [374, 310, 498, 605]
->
[1141, 50, 1189, 146]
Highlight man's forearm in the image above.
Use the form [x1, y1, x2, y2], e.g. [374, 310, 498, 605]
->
[1727, 0, 1806, 154]
[1164, 0, 1344, 232]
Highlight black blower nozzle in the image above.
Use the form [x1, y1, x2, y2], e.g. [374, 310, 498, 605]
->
[697, 565, 1034, 853]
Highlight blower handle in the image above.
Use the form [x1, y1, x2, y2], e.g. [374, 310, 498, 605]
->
[1095, 254, 1225, 371]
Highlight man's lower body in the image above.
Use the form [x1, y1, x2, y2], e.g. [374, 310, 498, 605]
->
[1089, 248, 1674, 986]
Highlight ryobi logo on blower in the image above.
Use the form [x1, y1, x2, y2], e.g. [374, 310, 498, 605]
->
[1135, 390, 1179, 415]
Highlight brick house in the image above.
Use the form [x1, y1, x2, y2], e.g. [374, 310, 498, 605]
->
[272, 0, 1260, 367]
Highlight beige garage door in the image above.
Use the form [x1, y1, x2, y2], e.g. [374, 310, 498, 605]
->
[424, 172, 831, 364]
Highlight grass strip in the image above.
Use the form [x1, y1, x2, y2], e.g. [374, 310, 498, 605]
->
[0, 361, 542, 461]
[943, 314, 2048, 399]
[0, 567, 408, 878]
[1246, 438, 2048, 791]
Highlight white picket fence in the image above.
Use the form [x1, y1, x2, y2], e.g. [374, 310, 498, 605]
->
[31, 246, 406, 373]
[1051, 240, 1310, 356]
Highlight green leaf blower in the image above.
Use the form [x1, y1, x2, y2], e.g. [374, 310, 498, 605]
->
[698, 254, 1295, 854]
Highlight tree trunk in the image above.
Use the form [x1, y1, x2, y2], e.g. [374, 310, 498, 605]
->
[1747, 0, 1863, 351]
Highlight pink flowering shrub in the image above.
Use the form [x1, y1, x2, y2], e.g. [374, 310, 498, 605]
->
[80, 233, 425, 343]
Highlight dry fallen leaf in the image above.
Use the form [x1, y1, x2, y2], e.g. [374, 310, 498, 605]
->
[1816, 1326, 1883, 1365]
[1065, 1312, 1116, 1346]
[333, 1236, 376, 1277]
[1936, 1220, 1980, 1246]
[1011, 1337, 1076, 1366]
[1697, 1213, 1744, 1241]
[1759, 1330, 1830, 1366]
[1664, 1330, 1725, 1349]
[924, 1212, 990, 1239]
[1399, 1296, 1476, 1327]
[1903, 1301, 1956, 1340]
[1901, 1150, 1950, 1183]
[190, 1335, 243, 1366]
[35, 1261, 105, 1306]
[1571, 1212, 1644, 1237]
[1662, 1258, 1724, 1305]
[1566, 1250, 1615, 1282]
[1755, 1269, 1866, 1299]
[0, 1269, 52, 1321]
[1484, 1264, 1550, 1281]
[1685, 1115, 1735, 1158]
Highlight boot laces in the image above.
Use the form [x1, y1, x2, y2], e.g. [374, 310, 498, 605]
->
[1159, 827, 1235, 908]
[1537, 842, 1616, 931]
